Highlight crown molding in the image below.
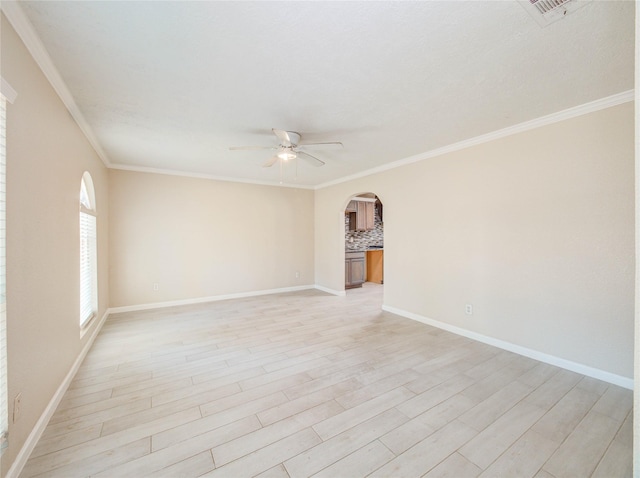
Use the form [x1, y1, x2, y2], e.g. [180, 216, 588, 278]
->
[1, 1, 112, 168]
[108, 163, 315, 190]
[315, 89, 635, 190]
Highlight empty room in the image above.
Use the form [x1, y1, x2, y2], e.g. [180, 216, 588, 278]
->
[0, 1, 636, 477]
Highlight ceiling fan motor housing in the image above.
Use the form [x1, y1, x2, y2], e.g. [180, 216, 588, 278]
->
[282, 131, 300, 147]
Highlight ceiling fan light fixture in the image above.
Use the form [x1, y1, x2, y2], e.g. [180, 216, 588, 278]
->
[230, 128, 341, 169]
[277, 151, 296, 161]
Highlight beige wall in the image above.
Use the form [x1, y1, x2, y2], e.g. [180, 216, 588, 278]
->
[1, 14, 109, 476]
[315, 102, 634, 379]
[109, 170, 314, 308]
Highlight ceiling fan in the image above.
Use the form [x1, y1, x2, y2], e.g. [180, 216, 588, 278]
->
[229, 129, 343, 167]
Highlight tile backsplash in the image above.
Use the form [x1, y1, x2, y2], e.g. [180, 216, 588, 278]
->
[345, 207, 383, 251]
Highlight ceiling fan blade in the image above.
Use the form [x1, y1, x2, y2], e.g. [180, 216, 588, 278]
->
[229, 146, 276, 151]
[297, 151, 325, 167]
[263, 155, 279, 167]
[297, 142, 343, 151]
[272, 128, 291, 146]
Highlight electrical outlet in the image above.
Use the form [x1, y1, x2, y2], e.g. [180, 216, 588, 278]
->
[465, 304, 473, 315]
[295, 271, 300, 279]
[153, 283, 159, 291]
[13, 392, 22, 423]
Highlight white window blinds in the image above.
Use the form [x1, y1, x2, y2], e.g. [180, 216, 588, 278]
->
[0, 95, 8, 452]
[79, 173, 97, 327]
[79, 212, 96, 325]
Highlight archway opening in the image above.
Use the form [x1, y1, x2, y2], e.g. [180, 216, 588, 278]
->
[344, 193, 384, 291]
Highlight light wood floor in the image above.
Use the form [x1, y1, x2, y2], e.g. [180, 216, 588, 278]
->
[21, 283, 632, 477]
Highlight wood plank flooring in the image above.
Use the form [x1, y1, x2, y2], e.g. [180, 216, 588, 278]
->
[21, 284, 632, 477]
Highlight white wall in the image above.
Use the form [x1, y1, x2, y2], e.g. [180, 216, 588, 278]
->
[1, 14, 110, 476]
[315, 102, 634, 380]
[109, 170, 314, 308]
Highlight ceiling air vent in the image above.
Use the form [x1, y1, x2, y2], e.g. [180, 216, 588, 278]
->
[518, 0, 592, 27]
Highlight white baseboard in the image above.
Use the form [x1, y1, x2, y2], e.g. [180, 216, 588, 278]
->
[314, 285, 346, 297]
[382, 305, 633, 390]
[6, 309, 110, 478]
[108, 285, 317, 314]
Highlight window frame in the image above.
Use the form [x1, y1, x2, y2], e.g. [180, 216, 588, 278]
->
[79, 172, 97, 330]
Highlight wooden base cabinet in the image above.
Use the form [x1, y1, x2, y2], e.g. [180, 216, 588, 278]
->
[345, 252, 365, 289]
[366, 250, 384, 284]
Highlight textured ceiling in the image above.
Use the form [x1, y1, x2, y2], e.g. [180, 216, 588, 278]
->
[16, 1, 636, 187]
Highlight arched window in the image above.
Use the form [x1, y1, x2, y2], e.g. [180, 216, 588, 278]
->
[79, 172, 97, 327]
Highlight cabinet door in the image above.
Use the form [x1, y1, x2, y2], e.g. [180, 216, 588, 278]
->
[365, 202, 375, 230]
[356, 202, 375, 231]
[366, 250, 383, 284]
[350, 256, 365, 286]
[345, 253, 366, 288]
[352, 201, 375, 231]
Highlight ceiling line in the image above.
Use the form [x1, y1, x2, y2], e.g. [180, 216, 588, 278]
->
[315, 89, 635, 190]
[108, 163, 315, 190]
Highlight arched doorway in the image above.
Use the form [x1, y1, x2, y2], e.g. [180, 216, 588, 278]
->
[344, 193, 384, 290]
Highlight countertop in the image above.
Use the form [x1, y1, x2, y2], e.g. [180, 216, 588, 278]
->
[346, 246, 384, 253]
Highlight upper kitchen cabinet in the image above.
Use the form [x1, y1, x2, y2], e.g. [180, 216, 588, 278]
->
[357, 201, 374, 231]
[349, 199, 375, 231]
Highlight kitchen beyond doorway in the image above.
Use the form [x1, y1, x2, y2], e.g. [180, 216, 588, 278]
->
[345, 193, 384, 290]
